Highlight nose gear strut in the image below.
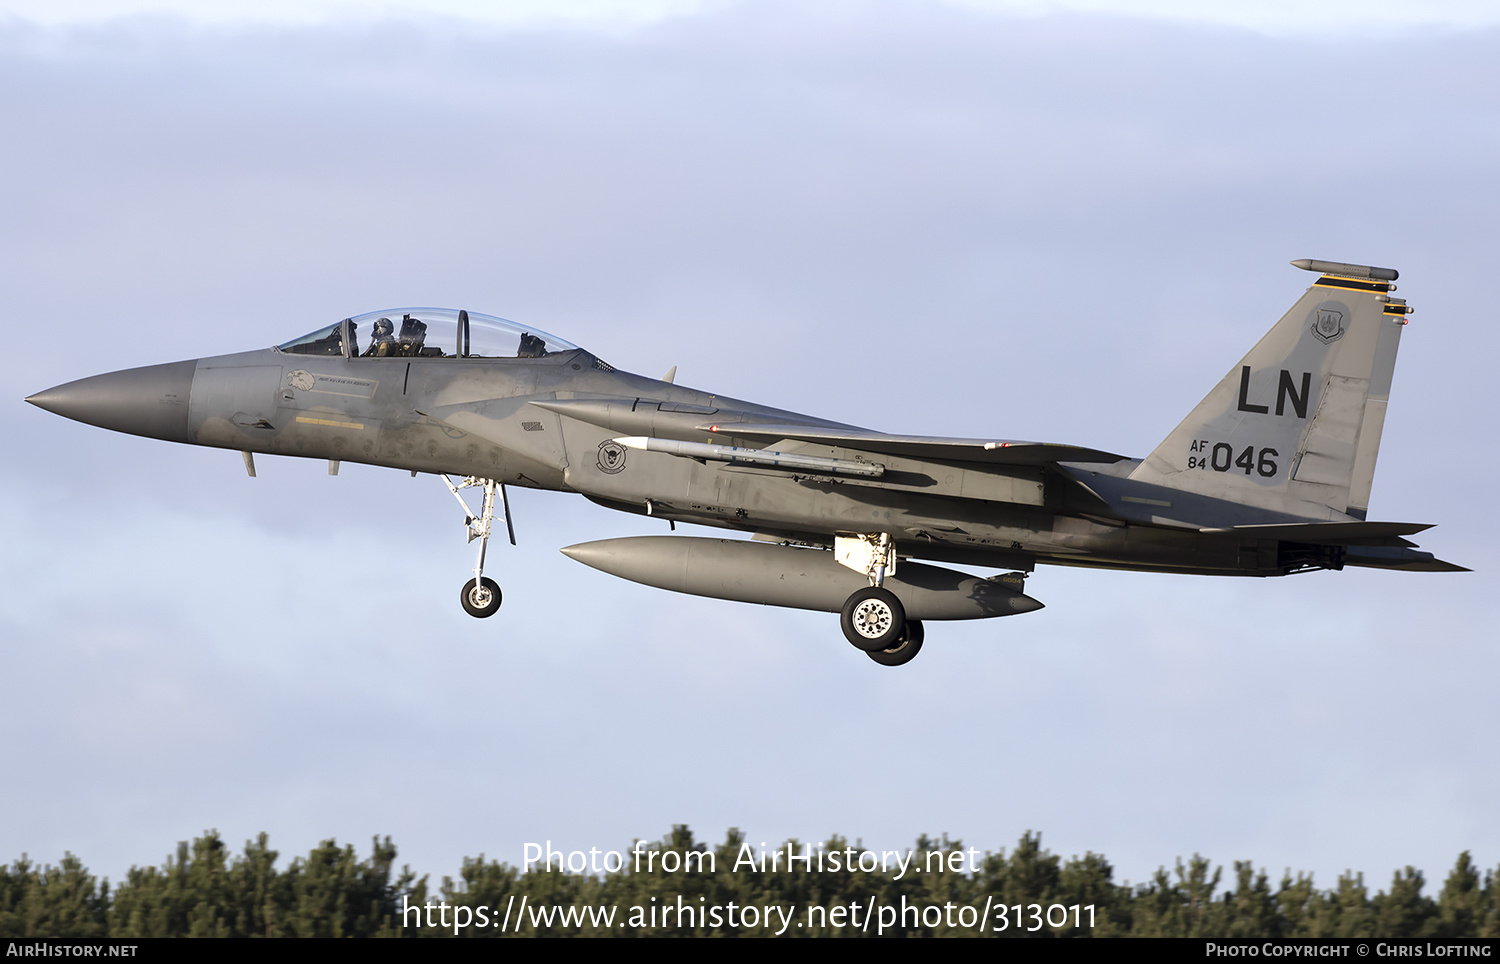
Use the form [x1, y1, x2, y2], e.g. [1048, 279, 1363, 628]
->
[442, 475, 515, 618]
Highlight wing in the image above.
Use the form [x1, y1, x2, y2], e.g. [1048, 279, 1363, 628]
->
[526, 397, 1126, 466]
[702, 423, 1127, 466]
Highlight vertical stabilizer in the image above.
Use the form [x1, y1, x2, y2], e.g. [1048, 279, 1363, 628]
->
[1129, 260, 1411, 521]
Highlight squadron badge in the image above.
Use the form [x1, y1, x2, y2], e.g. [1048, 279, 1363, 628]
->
[597, 439, 628, 474]
[1311, 307, 1346, 344]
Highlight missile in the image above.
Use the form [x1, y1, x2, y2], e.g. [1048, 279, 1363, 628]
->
[560, 535, 1043, 621]
[611, 436, 885, 478]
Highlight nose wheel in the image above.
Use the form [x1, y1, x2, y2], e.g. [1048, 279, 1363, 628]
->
[461, 577, 502, 618]
[442, 475, 515, 619]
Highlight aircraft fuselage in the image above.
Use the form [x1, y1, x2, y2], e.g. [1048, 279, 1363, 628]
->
[28, 263, 1461, 665]
[33, 345, 1347, 579]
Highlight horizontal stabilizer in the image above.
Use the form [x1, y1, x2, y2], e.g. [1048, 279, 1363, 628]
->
[1343, 545, 1470, 572]
[700, 423, 1126, 466]
[1209, 521, 1433, 546]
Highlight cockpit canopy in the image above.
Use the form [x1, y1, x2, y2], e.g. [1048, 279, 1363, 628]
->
[277, 308, 583, 360]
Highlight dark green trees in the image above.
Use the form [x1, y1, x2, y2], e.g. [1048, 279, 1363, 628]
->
[4, 829, 1495, 938]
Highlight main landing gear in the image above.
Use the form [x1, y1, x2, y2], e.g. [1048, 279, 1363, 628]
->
[841, 586, 906, 651]
[443, 475, 514, 619]
[868, 619, 924, 667]
[836, 533, 923, 666]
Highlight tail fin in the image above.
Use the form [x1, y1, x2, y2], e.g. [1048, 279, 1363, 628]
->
[1130, 259, 1411, 521]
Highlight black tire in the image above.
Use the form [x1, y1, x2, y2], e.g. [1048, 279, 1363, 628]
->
[867, 620, 924, 666]
[840, 586, 906, 651]
[461, 577, 502, 618]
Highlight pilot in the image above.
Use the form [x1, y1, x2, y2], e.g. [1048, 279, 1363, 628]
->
[364, 318, 397, 357]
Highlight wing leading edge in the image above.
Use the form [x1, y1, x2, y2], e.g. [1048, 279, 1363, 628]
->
[703, 423, 1127, 466]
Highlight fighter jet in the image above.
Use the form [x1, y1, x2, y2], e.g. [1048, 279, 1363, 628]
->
[26, 259, 1463, 665]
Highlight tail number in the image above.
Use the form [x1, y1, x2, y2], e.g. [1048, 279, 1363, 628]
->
[1188, 442, 1279, 478]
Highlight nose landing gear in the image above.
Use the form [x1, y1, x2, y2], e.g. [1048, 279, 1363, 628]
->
[443, 475, 514, 619]
[459, 575, 501, 614]
[461, 577, 502, 618]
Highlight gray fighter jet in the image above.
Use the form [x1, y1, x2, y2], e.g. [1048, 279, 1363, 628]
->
[26, 259, 1464, 665]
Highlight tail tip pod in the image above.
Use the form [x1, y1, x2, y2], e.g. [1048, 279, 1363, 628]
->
[1290, 259, 1398, 282]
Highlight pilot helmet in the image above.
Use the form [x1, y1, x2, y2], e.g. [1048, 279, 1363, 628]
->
[373, 318, 394, 337]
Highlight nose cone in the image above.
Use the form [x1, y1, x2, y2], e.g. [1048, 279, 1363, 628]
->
[27, 360, 197, 443]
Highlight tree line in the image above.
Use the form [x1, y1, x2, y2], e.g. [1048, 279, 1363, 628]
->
[2, 827, 1495, 937]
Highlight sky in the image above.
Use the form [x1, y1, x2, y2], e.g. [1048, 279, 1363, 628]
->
[2, 0, 1496, 901]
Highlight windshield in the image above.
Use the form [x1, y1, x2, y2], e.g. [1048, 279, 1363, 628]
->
[278, 308, 582, 359]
